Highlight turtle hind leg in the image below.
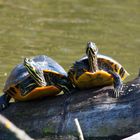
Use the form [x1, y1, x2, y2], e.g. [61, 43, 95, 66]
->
[62, 78, 74, 94]
[108, 70, 123, 98]
[0, 94, 11, 111]
[56, 80, 71, 94]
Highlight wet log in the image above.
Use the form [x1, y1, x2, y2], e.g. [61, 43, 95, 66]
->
[0, 74, 140, 140]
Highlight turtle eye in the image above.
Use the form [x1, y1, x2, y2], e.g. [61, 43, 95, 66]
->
[32, 66, 36, 72]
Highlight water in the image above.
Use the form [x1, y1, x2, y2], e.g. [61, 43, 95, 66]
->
[0, 0, 139, 93]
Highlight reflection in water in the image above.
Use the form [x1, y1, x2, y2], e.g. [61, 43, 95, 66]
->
[0, 0, 139, 93]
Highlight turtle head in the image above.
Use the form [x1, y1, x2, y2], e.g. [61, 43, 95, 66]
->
[86, 41, 98, 72]
[86, 41, 98, 57]
[24, 58, 46, 87]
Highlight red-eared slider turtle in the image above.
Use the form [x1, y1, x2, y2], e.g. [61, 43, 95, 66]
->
[0, 55, 72, 110]
[68, 41, 129, 97]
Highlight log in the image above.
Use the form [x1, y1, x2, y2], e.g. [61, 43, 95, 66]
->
[0, 73, 140, 140]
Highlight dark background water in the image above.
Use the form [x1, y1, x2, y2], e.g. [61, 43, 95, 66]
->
[0, 0, 139, 93]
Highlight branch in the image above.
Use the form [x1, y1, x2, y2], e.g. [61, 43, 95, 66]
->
[0, 114, 34, 140]
[122, 132, 140, 140]
[74, 118, 84, 140]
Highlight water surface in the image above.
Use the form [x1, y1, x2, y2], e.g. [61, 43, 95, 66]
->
[0, 0, 139, 92]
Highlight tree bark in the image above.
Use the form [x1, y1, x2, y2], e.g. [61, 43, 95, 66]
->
[0, 74, 140, 140]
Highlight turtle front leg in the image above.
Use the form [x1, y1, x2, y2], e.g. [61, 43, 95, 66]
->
[0, 94, 11, 111]
[108, 70, 123, 98]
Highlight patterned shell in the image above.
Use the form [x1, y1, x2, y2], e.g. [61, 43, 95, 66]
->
[4, 55, 67, 91]
[68, 54, 129, 80]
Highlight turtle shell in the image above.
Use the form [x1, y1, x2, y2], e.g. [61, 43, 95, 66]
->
[3, 55, 67, 101]
[68, 54, 129, 89]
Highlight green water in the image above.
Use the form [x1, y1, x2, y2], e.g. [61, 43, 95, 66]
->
[0, 0, 139, 92]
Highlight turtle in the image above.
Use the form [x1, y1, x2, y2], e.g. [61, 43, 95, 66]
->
[68, 41, 129, 97]
[0, 55, 72, 110]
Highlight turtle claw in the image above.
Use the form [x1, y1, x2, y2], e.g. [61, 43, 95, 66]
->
[114, 88, 121, 98]
[114, 84, 123, 98]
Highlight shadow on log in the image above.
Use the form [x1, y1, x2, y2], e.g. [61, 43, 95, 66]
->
[0, 73, 140, 140]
